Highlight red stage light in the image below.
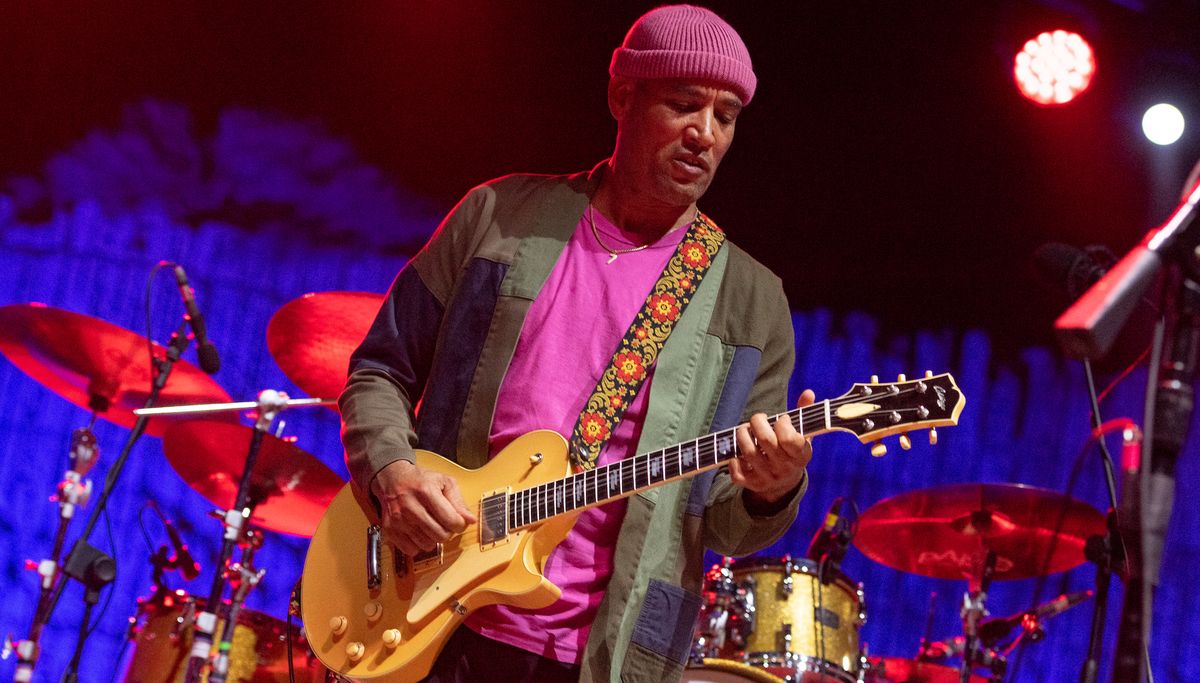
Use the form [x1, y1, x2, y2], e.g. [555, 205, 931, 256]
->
[1013, 30, 1095, 106]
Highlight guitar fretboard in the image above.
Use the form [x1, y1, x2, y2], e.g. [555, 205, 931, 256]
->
[505, 401, 831, 529]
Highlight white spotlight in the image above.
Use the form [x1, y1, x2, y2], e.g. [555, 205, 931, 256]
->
[1142, 103, 1185, 145]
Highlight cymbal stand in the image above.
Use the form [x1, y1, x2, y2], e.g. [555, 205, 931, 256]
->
[5, 422, 100, 682]
[35, 318, 192, 683]
[1081, 509, 1120, 683]
[183, 390, 289, 683]
[960, 551, 997, 683]
[211, 528, 266, 681]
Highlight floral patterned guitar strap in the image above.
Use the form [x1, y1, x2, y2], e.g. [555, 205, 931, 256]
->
[568, 212, 725, 470]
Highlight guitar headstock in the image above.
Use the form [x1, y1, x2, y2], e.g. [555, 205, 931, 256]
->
[827, 372, 964, 456]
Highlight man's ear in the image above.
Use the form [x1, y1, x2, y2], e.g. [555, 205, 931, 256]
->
[608, 76, 636, 121]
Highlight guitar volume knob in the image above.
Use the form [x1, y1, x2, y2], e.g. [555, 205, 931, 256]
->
[346, 641, 365, 662]
[364, 601, 383, 621]
[329, 615, 348, 636]
[382, 628, 402, 648]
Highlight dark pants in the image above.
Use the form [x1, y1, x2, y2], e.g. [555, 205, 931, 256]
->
[419, 627, 582, 683]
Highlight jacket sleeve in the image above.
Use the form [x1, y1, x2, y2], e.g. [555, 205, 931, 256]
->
[340, 185, 492, 496]
[702, 280, 807, 556]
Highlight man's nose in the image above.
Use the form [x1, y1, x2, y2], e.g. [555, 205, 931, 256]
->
[684, 110, 716, 151]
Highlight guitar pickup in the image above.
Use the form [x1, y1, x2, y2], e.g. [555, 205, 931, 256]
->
[479, 490, 510, 549]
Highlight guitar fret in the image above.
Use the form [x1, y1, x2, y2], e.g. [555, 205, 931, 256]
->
[648, 451, 660, 482]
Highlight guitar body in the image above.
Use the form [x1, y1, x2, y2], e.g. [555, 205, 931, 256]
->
[301, 430, 578, 681]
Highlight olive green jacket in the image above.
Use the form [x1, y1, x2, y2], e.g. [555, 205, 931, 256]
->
[340, 164, 806, 682]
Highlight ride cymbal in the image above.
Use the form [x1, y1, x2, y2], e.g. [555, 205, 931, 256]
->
[266, 291, 384, 404]
[0, 303, 234, 437]
[162, 420, 345, 537]
[853, 483, 1105, 580]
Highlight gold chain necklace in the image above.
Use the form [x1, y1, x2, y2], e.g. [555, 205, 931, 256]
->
[588, 203, 650, 265]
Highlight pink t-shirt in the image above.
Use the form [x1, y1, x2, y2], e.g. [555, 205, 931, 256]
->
[464, 208, 690, 663]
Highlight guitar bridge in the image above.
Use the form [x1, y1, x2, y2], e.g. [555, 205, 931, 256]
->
[410, 544, 442, 572]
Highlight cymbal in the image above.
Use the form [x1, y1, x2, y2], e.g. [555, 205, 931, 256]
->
[854, 483, 1105, 580]
[866, 657, 988, 683]
[0, 303, 235, 438]
[266, 291, 384, 403]
[162, 421, 345, 537]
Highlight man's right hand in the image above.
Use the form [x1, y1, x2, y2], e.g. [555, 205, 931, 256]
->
[370, 459, 478, 555]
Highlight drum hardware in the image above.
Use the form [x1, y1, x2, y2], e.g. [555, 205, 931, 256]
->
[5, 424, 101, 682]
[122, 591, 327, 683]
[0, 294, 347, 681]
[17, 308, 209, 683]
[172, 389, 310, 683]
[854, 483, 1105, 682]
[211, 527, 267, 681]
[694, 556, 866, 683]
[956, 551, 996, 683]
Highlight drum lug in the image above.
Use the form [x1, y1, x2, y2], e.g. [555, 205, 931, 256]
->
[857, 581, 867, 626]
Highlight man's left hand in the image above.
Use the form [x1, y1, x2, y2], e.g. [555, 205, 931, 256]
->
[729, 389, 815, 506]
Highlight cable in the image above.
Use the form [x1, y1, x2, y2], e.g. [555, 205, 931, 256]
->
[137, 502, 156, 554]
[144, 262, 170, 382]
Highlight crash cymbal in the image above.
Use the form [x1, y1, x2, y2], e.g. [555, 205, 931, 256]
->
[0, 303, 235, 438]
[266, 291, 384, 403]
[854, 483, 1105, 580]
[162, 420, 344, 537]
[866, 657, 988, 683]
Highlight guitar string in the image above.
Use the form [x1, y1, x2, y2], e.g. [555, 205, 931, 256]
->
[500, 383, 953, 524]
[507, 388, 946, 523]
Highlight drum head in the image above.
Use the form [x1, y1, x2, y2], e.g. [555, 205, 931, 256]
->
[682, 659, 784, 683]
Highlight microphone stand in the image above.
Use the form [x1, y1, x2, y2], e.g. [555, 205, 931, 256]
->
[1113, 271, 1200, 682]
[37, 317, 192, 683]
[182, 390, 289, 683]
[9, 424, 100, 682]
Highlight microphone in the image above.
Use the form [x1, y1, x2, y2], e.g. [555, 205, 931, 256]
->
[806, 498, 852, 576]
[1032, 243, 1115, 301]
[153, 503, 201, 581]
[173, 264, 221, 374]
[1055, 173, 1200, 359]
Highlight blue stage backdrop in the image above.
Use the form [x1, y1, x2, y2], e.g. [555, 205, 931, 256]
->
[1, 102, 1198, 682]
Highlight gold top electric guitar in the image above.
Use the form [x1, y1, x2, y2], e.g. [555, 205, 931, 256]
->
[300, 373, 965, 681]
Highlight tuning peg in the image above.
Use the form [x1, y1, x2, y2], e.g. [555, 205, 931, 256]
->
[870, 374, 879, 384]
[928, 428, 938, 445]
[925, 370, 934, 378]
[897, 373, 907, 382]
[870, 441, 887, 457]
[899, 433, 912, 450]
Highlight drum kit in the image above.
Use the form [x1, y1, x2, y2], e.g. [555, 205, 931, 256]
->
[1, 290, 1107, 683]
[0, 291, 382, 682]
[685, 484, 1106, 683]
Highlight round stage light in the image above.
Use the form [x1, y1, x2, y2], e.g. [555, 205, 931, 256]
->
[1142, 103, 1185, 145]
[1013, 30, 1095, 106]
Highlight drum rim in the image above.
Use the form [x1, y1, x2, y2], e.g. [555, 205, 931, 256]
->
[742, 651, 862, 680]
[727, 556, 858, 592]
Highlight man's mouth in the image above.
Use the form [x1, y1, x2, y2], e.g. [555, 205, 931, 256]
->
[671, 154, 709, 176]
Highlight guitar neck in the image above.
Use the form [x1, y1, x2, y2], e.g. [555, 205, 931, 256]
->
[503, 373, 959, 531]
[506, 402, 827, 530]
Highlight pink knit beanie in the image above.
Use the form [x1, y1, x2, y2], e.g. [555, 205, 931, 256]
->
[609, 4, 757, 105]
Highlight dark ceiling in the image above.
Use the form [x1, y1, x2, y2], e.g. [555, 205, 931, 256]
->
[3, 1, 1199, 360]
